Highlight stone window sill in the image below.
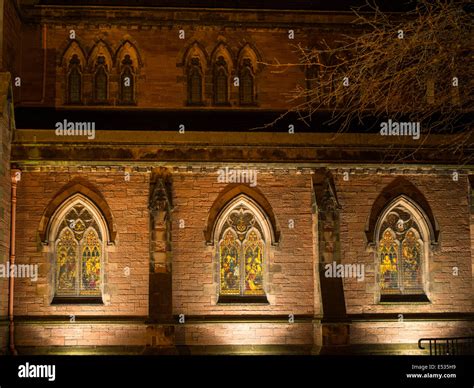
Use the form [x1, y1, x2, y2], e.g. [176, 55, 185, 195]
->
[217, 295, 269, 304]
[51, 296, 103, 305]
[379, 294, 430, 303]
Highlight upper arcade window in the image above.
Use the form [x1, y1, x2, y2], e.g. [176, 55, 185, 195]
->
[94, 56, 108, 103]
[239, 58, 255, 105]
[213, 56, 229, 105]
[187, 57, 203, 105]
[120, 54, 135, 105]
[67, 54, 82, 104]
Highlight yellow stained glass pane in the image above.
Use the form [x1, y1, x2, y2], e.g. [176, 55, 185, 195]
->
[220, 230, 240, 295]
[56, 229, 78, 295]
[81, 230, 101, 295]
[401, 230, 423, 292]
[243, 230, 264, 295]
[379, 229, 399, 293]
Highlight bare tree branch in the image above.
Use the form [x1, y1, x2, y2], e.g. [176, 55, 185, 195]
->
[262, 0, 474, 164]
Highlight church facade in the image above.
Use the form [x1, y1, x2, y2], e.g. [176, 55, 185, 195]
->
[0, 0, 472, 355]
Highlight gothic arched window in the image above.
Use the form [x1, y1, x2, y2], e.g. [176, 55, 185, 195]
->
[376, 198, 430, 302]
[239, 58, 255, 105]
[213, 56, 229, 105]
[120, 55, 135, 104]
[67, 54, 82, 104]
[50, 197, 107, 302]
[94, 56, 108, 103]
[187, 57, 203, 105]
[215, 198, 271, 302]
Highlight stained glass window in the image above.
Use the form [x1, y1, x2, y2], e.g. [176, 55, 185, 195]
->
[68, 55, 82, 104]
[239, 59, 255, 105]
[213, 56, 228, 105]
[94, 56, 108, 103]
[378, 205, 424, 295]
[218, 205, 266, 297]
[55, 203, 102, 297]
[188, 57, 203, 105]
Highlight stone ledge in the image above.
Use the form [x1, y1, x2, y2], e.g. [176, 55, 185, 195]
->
[14, 315, 149, 324]
[12, 143, 473, 165]
[348, 313, 474, 322]
[15, 345, 149, 355]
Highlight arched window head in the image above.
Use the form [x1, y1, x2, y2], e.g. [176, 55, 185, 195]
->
[187, 57, 203, 105]
[94, 56, 108, 103]
[376, 197, 431, 302]
[213, 56, 229, 105]
[120, 55, 135, 104]
[49, 196, 108, 303]
[67, 54, 82, 104]
[239, 58, 255, 105]
[215, 198, 271, 303]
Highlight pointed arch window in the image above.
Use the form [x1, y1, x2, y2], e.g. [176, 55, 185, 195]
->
[51, 199, 106, 303]
[67, 54, 82, 104]
[94, 56, 108, 103]
[213, 56, 229, 105]
[377, 200, 429, 302]
[239, 58, 255, 105]
[216, 200, 269, 303]
[120, 55, 135, 105]
[187, 57, 203, 105]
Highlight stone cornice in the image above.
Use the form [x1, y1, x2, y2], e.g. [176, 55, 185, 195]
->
[11, 164, 474, 177]
[11, 130, 474, 169]
[21, 5, 365, 29]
